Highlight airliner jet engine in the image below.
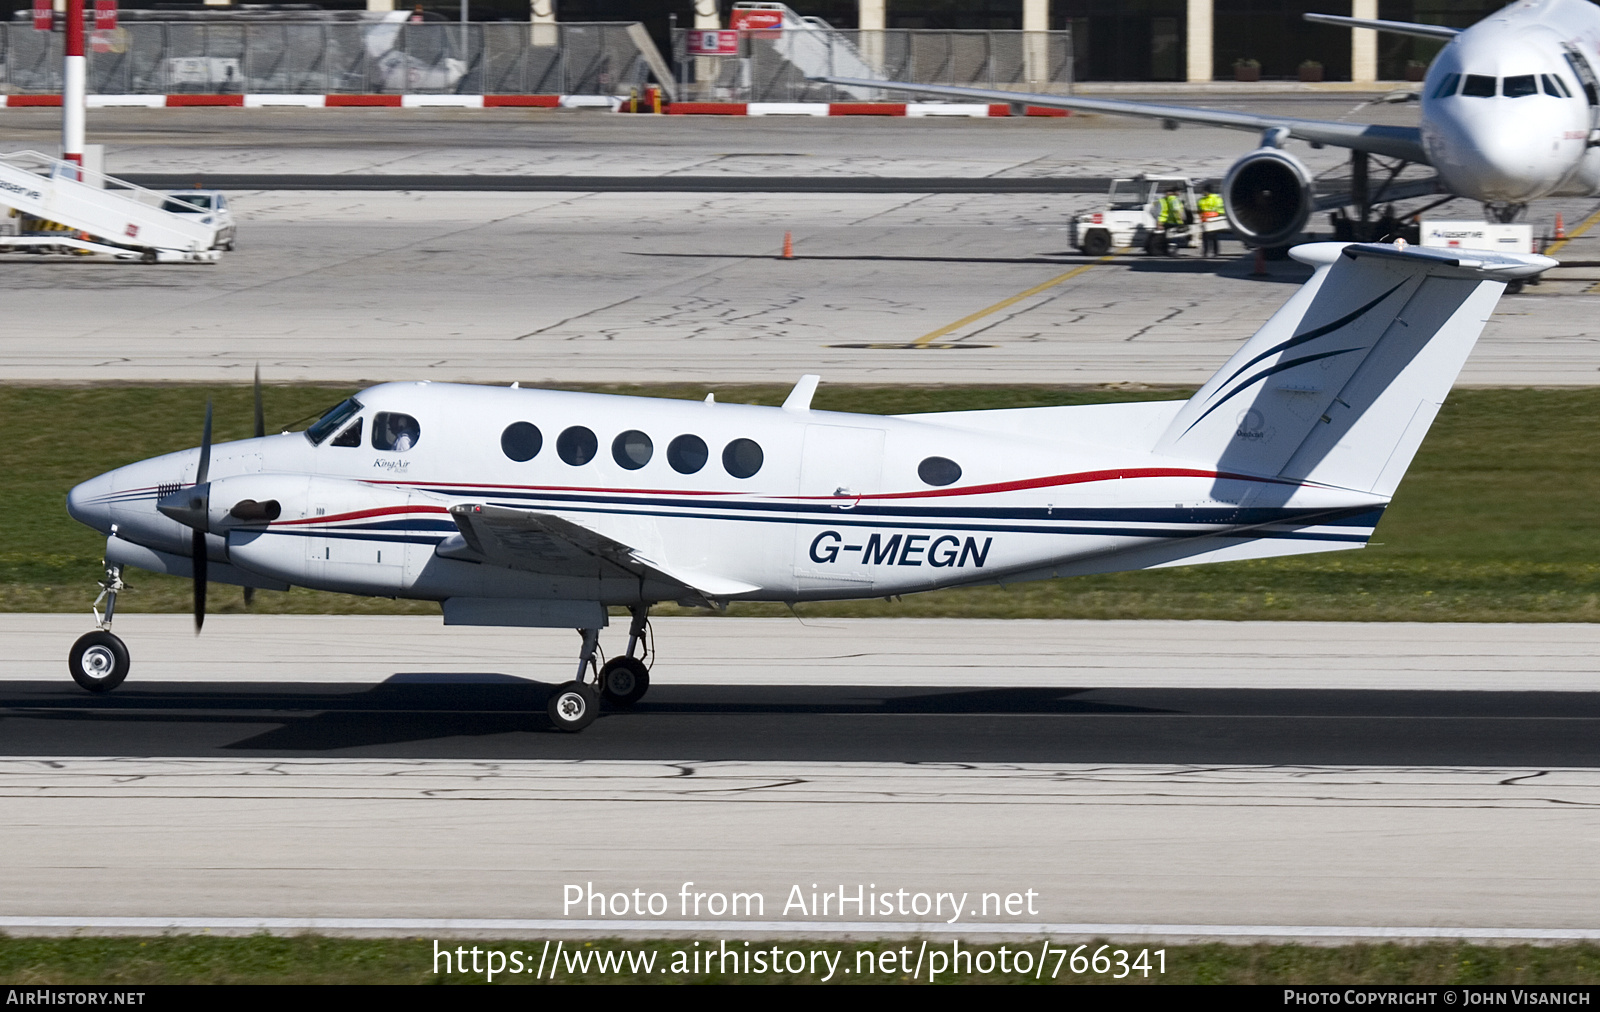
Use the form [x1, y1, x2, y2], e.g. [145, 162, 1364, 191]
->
[1222, 147, 1317, 248]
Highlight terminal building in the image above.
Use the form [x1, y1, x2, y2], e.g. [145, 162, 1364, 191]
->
[545, 0, 1504, 82]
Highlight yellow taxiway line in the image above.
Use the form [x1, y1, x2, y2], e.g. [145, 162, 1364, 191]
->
[909, 254, 1116, 348]
[1544, 204, 1600, 258]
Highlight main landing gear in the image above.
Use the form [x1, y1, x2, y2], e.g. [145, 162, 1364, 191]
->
[68, 563, 130, 693]
[545, 604, 653, 733]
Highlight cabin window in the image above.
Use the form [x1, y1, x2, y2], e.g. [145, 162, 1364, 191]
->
[667, 434, 708, 474]
[612, 430, 653, 470]
[918, 456, 962, 487]
[305, 397, 362, 445]
[1461, 74, 1497, 97]
[722, 438, 763, 479]
[331, 418, 363, 448]
[1431, 73, 1460, 99]
[371, 412, 420, 452]
[557, 425, 598, 466]
[501, 422, 542, 462]
[1503, 74, 1538, 98]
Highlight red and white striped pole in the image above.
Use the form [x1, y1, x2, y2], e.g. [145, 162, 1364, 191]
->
[62, 0, 86, 168]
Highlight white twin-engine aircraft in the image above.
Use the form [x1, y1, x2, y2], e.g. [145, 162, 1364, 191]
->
[65, 241, 1549, 731]
[820, 0, 1600, 243]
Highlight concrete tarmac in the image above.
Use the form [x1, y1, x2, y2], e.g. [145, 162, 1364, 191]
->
[0, 107, 1596, 386]
[4, 616, 1600, 934]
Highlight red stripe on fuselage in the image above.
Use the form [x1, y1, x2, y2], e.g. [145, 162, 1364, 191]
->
[271, 504, 450, 527]
[366, 467, 1301, 503]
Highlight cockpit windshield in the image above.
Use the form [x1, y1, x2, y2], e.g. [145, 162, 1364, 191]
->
[305, 397, 363, 445]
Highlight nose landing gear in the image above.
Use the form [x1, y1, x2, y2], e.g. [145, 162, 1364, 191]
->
[69, 563, 129, 693]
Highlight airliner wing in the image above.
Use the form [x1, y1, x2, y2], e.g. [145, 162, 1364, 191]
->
[1302, 13, 1459, 40]
[441, 503, 759, 603]
[810, 76, 1429, 163]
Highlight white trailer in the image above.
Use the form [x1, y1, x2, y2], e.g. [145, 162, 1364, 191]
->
[0, 150, 222, 263]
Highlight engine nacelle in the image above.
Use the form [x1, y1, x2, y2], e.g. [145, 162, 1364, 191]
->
[1223, 148, 1315, 248]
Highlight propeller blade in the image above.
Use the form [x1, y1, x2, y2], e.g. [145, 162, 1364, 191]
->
[253, 365, 265, 439]
[196, 401, 213, 486]
[192, 527, 207, 634]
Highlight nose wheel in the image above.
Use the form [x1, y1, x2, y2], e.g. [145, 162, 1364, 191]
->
[69, 630, 130, 693]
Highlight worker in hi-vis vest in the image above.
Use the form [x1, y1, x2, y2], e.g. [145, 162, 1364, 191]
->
[1157, 187, 1186, 256]
[1198, 184, 1225, 258]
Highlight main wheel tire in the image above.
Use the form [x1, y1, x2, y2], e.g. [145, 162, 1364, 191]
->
[1080, 229, 1111, 257]
[600, 657, 650, 707]
[547, 680, 599, 732]
[68, 630, 129, 693]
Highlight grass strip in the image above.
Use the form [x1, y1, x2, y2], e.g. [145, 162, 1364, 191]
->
[3, 936, 1600, 985]
[4, 383, 1597, 622]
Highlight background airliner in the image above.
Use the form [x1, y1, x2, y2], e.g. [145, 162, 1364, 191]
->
[818, 0, 1600, 248]
[65, 241, 1551, 731]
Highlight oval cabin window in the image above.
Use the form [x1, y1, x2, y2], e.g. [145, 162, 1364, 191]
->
[501, 422, 542, 462]
[557, 426, 598, 466]
[667, 434, 709, 474]
[722, 438, 763, 479]
[917, 456, 962, 486]
[612, 430, 653, 470]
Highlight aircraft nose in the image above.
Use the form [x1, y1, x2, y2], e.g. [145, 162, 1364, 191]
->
[66, 472, 115, 535]
[1432, 103, 1574, 201]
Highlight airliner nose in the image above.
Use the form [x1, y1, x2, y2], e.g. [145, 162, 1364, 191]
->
[67, 472, 115, 535]
[1428, 96, 1578, 202]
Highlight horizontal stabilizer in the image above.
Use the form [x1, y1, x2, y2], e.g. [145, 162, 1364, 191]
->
[1155, 242, 1552, 498]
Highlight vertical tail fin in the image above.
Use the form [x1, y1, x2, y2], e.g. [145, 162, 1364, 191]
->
[1154, 242, 1551, 496]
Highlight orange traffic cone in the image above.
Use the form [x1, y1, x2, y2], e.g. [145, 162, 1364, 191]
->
[782, 231, 794, 259]
[1555, 213, 1567, 240]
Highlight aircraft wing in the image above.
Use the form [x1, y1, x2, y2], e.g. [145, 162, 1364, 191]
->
[810, 76, 1429, 163]
[1302, 13, 1459, 41]
[441, 503, 759, 604]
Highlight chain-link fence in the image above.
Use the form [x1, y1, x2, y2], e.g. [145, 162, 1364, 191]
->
[672, 28, 1073, 103]
[0, 21, 653, 95]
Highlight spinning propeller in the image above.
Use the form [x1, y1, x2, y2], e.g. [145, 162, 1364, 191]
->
[155, 367, 274, 634]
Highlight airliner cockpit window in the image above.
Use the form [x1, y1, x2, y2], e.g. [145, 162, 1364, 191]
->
[1431, 73, 1461, 99]
[1461, 75, 1497, 97]
[1503, 74, 1538, 98]
[1543, 74, 1571, 97]
[305, 397, 362, 445]
[372, 412, 421, 452]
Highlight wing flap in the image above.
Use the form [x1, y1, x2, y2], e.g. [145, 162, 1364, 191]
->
[446, 504, 759, 602]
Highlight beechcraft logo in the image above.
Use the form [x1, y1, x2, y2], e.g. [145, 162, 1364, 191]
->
[809, 530, 992, 568]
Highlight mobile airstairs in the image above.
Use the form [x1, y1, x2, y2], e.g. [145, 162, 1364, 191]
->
[0, 150, 221, 263]
[731, 2, 885, 100]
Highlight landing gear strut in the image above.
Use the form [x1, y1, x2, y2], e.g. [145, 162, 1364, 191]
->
[68, 563, 129, 693]
[545, 605, 654, 732]
[599, 605, 652, 707]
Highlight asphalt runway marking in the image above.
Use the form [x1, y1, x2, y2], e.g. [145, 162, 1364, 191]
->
[903, 255, 1116, 350]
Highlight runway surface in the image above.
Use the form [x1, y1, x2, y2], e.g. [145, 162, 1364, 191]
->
[5, 615, 1599, 933]
[9, 615, 1600, 763]
[0, 107, 1596, 386]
